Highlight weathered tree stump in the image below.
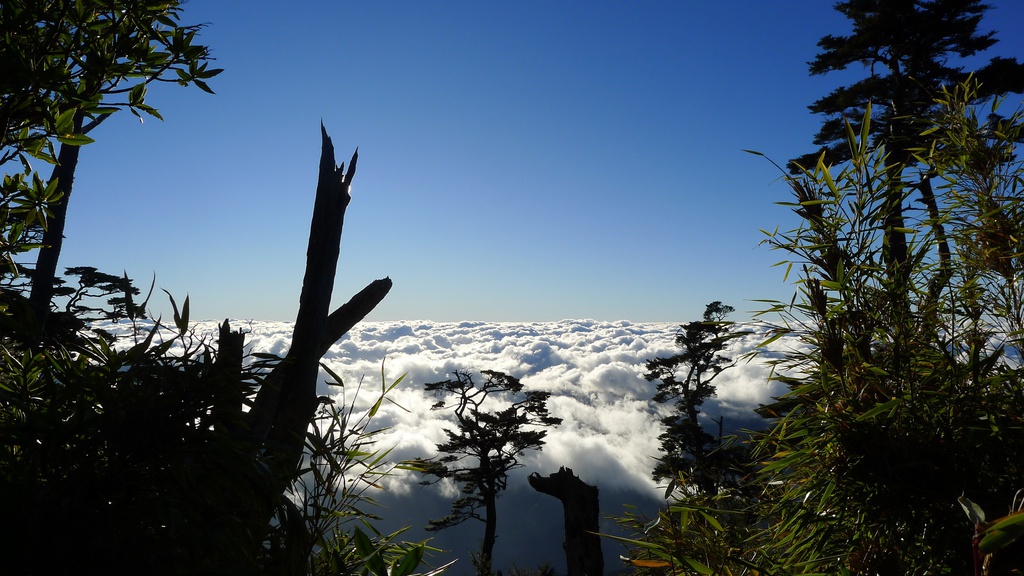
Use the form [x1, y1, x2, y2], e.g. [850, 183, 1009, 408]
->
[529, 466, 604, 576]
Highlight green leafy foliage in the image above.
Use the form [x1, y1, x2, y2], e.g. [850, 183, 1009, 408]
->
[0, 318, 265, 573]
[0, 1, 223, 333]
[0, 6, 434, 574]
[610, 483, 760, 576]
[0, 168, 62, 277]
[753, 86, 1024, 574]
[0, 0, 222, 169]
[0, 309, 438, 575]
[960, 495, 1024, 574]
[612, 81, 1024, 576]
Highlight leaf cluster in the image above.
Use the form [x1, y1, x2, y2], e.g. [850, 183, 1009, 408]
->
[609, 480, 762, 576]
[0, 316, 265, 573]
[0, 168, 61, 276]
[612, 81, 1024, 576]
[753, 84, 1024, 574]
[293, 368, 443, 576]
[0, 0, 221, 274]
[0, 297, 437, 575]
[0, 0, 222, 163]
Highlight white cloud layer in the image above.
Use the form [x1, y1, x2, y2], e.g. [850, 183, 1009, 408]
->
[97, 318, 800, 574]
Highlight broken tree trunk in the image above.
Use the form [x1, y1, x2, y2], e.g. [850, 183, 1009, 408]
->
[212, 319, 245, 435]
[247, 124, 391, 477]
[208, 125, 391, 570]
[529, 466, 604, 576]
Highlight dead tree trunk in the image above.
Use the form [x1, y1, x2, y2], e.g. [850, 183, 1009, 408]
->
[529, 467, 604, 576]
[203, 124, 391, 565]
[245, 124, 390, 479]
[212, 319, 245, 436]
[217, 126, 391, 568]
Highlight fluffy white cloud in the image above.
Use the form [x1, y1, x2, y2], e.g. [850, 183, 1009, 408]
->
[96, 317, 797, 574]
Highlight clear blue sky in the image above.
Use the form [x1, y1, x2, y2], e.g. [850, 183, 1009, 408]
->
[58, 1, 1024, 322]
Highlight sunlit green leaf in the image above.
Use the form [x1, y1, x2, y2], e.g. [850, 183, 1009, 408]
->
[55, 133, 95, 146]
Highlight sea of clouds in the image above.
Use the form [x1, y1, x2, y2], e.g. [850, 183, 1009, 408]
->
[99, 318, 804, 574]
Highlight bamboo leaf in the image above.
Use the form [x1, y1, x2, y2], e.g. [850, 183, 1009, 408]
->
[630, 559, 672, 568]
[958, 496, 986, 525]
[698, 510, 725, 531]
[391, 546, 424, 576]
[681, 556, 714, 575]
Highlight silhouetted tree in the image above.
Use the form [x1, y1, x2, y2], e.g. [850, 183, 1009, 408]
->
[419, 370, 562, 574]
[644, 302, 744, 491]
[793, 0, 1024, 171]
[620, 82, 1024, 576]
[1, 265, 144, 344]
[791, 0, 1024, 287]
[45, 266, 145, 341]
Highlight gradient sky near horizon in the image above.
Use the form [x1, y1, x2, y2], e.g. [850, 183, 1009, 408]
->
[54, 1, 1024, 323]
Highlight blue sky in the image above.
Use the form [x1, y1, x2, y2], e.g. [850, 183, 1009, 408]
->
[58, 1, 1024, 322]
